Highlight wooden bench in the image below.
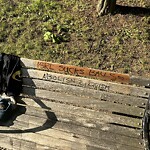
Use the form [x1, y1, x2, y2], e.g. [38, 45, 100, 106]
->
[0, 58, 150, 150]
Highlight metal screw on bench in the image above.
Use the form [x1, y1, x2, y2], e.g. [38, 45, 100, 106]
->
[145, 83, 150, 89]
[142, 102, 146, 106]
[139, 132, 143, 136]
[145, 92, 149, 96]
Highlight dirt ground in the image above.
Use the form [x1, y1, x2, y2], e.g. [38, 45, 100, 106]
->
[0, 0, 150, 77]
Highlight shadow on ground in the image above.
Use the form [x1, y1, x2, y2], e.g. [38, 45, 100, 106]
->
[115, 5, 150, 16]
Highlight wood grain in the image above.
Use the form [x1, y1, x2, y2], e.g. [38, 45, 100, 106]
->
[17, 97, 142, 129]
[22, 69, 150, 98]
[21, 58, 130, 84]
[0, 105, 144, 150]
[0, 57, 148, 150]
[21, 58, 150, 86]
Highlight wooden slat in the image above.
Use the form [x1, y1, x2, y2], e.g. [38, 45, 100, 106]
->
[0, 134, 67, 150]
[14, 102, 142, 139]
[13, 118, 141, 148]
[17, 97, 142, 129]
[0, 131, 142, 150]
[52, 120, 141, 139]
[21, 58, 130, 84]
[0, 125, 117, 150]
[0, 106, 144, 149]
[4, 119, 128, 149]
[22, 69, 150, 98]
[23, 83, 146, 113]
[0, 130, 88, 150]
[16, 114, 142, 149]
[130, 76, 150, 87]
[0, 134, 12, 150]
[21, 86, 144, 118]
[0, 134, 39, 150]
[21, 58, 150, 86]
[13, 120, 145, 150]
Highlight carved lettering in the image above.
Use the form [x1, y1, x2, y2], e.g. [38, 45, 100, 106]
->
[37, 61, 129, 83]
[99, 71, 107, 77]
[118, 75, 124, 81]
[75, 68, 84, 76]
[42, 73, 110, 91]
[58, 65, 64, 72]
[37, 62, 54, 71]
[109, 73, 117, 81]
[43, 73, 65, 82]
[87, 81, 109, 91]
[89, 70, 96, 77]
[58, 65, 84, 76]
[65, 78, 75, 84]
[89, 70, 107, 78]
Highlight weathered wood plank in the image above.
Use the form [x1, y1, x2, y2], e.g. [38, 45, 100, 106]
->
[11, 138, 39, 150]
[21, 58, 130, 84]
[130, 76, 150, 87]
[21, 86, 145, 118]
[0, 134, 48, 150]
[0, 131, 87, 150]
[22, 87, 144, 118]
[5, 120, 121, 149]
[0, 115, 144, 150]
[12, 104, 142, 139]
[22, 69, 150, 98]
[22, 82, 147, 108]
[15, 117, 144, 149]
[21, 58, 150, 87]
[0, 128, 109, 150]
[16, 102, 142, 137]
[0, 96, 145, 149]
[0, 134, 12, 150]
[0, 131, 142, 150]
[86, 145, 142, 150]
[17, 98, 142, 129]
[0, 131, 70, 150]
[52, 119, 141, 139]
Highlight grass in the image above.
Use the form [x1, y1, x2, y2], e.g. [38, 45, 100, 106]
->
[0, 0, 149, 77]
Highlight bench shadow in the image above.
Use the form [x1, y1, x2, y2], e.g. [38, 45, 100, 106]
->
[115, 5, 150, 16]
[0, 105, 26, 128]
[0, 68, 58, 134]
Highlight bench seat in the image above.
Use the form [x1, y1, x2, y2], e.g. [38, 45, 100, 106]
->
[0, 58, 149, 150]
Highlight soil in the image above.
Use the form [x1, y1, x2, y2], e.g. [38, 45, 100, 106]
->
[0, 0, 149, 77]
